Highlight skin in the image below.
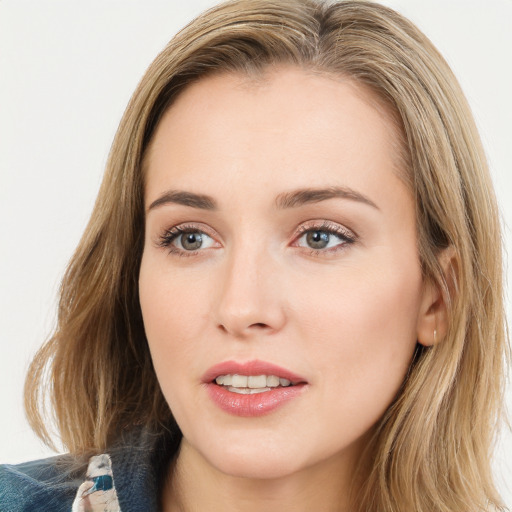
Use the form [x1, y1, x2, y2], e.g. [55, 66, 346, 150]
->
[139, 66, 443, 512]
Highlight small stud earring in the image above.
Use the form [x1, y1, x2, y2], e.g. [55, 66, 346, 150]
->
[433, 329, 437, 344]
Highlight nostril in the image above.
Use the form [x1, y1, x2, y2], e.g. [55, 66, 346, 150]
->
[250, 323, 268, 329]
[216, 322, 270, 336]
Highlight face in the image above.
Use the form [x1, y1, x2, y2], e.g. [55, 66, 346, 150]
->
[139, 67, 429, 480]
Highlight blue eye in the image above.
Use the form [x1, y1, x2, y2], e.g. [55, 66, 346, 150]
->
[159, 226, 216, 254]
[174, 231, 212, 251]
[295, 224, 356, 252]
[304, 230, 331, 249]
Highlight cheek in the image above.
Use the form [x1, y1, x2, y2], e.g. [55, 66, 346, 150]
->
[138, 256, 210, 394]
[292, 257, 422, 417]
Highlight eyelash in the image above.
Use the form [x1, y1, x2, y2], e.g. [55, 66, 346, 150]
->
[157, 223, 214, 258]
[293, 221, 357, 255]
[157, 221, 357, 257]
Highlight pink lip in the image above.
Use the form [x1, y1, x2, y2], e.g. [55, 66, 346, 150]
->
[203, 360, 308, 417]
[202, 359, 307, 385]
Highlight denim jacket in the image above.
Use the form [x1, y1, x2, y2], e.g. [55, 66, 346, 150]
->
[0, 428, 179, 512]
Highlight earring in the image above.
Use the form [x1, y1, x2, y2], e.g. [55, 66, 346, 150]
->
[433, 329, 437, 344]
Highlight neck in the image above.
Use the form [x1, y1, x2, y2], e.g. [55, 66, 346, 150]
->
[162, 439, 367, 512]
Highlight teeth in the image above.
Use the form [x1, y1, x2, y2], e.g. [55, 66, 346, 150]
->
[227, 386, 271, 394]
[231, 375, 248, 387]
[214, 374, 294, 389]
[248, 375, 267, 388]
[267, 375, 280, 387]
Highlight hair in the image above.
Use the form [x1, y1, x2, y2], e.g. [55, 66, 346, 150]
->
[24, 1, 509, 510]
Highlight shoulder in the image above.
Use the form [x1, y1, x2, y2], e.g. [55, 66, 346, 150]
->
[0, 455, 83, 512]
[0, 427, 178, 512]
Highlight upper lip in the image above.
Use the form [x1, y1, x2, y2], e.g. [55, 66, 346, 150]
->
[202, 359, 307, 385]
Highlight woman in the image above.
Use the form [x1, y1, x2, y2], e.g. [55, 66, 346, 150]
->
[0, 0, 509, 511]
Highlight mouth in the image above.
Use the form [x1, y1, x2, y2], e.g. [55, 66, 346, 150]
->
[203, 359, 307, 388]
[214, 373, 296, 394]
[203, 360, 308, 416]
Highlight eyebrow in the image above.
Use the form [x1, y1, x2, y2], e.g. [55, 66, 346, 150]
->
[147, 186, 379, 212]
[275, 186, 379, 210]
[148, 190, 217, 212]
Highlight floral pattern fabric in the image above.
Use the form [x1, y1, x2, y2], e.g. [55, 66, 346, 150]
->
[71, 454, 121, 512]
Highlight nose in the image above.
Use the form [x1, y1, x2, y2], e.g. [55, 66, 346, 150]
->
[214, 244, 287, 338]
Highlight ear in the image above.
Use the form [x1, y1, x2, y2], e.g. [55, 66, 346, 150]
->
[416, 246, 457, 346]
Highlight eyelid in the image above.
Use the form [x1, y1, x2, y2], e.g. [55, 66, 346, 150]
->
[156, 222, 222, 255]
[290, 219, 357, 254]
[292, 219, 357, 240]
[169, 222, 219, 238]
[154, 219, 356, 257]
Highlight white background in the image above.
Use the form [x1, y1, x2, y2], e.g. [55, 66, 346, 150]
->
[1, 0, 511, 506]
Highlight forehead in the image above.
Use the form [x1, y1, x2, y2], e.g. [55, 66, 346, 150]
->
[143, 66, 408, 205]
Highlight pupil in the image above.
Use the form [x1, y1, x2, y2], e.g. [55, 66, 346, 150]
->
[182, 232, 202, 250]
[307, 230, 329, 249]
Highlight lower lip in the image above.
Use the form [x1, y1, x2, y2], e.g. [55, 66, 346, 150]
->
[205, 383, 307, 417]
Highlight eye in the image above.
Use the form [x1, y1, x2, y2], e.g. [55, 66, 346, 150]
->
[158, 225, 217, 255]
[174, 231, 214, 251]
[294, 222, 356, 253]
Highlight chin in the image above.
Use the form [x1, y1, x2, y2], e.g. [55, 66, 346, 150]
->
[216, 457, 302, 480]
[201, 440, 307, 480]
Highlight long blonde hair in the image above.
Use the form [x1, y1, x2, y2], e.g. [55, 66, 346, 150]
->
[25, 1, 509, 510]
